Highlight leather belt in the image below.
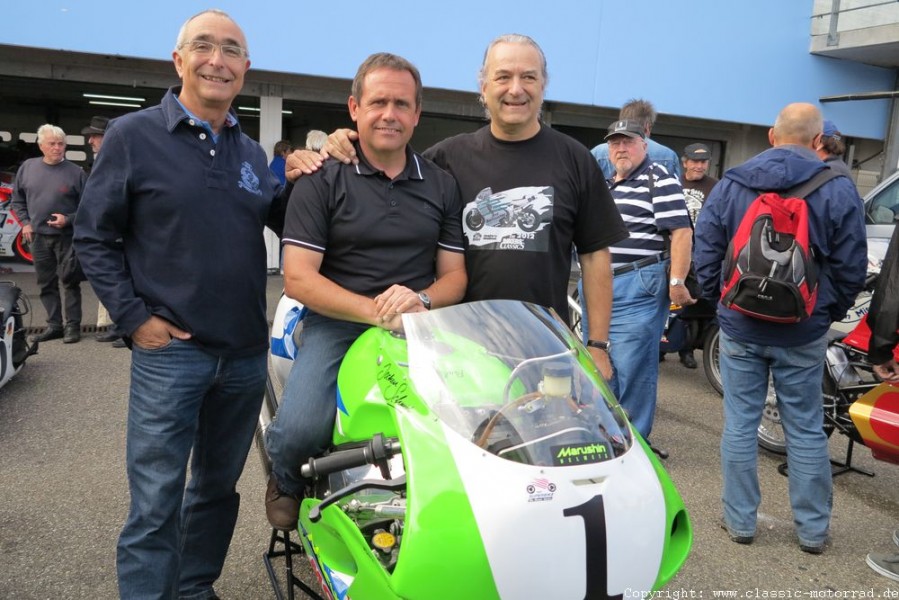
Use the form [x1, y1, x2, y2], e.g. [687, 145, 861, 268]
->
[612, 251, 670, 277]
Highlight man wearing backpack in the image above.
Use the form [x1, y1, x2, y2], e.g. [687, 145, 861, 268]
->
[694, 102, 867, 554]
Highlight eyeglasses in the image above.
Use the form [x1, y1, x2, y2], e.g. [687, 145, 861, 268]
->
[180, 39, 248, 60]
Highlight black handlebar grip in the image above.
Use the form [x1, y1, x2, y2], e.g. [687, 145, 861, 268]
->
[300, 436, 401, 479]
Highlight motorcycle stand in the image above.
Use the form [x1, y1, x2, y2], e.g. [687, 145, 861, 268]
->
[263, 527, 326, 600]
[776, 438, 874, 479]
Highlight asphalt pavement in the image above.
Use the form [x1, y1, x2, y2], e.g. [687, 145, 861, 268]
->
[2, 262, 899, 599]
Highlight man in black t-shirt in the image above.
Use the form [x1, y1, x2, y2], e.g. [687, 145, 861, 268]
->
[297, 34, 628, 381]
[674, 142, 719, 369]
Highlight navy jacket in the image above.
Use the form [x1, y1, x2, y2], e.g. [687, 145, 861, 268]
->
[74, 88, 286, 357]
[694, 144, 867, 347]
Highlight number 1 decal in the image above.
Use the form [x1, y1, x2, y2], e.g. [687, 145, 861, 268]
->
[563, 495, 623, 600]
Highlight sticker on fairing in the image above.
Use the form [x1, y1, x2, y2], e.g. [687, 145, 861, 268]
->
[551, 441, 613, 466]
[526, 478, 557, 502]
[270, 306, 304, 359]
[322, 564, 353, 600]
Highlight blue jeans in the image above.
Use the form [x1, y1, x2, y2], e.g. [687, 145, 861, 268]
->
[718, 330, 831, 547]
[117, 339, 267, 600]
[582, 262, 669, 439]
[266, 314, 370, 495]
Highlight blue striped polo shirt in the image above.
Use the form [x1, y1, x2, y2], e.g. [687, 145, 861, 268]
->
[607, 158, 691, 268]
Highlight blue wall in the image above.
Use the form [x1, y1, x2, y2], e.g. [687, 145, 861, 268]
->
[8, 0, 895, 139]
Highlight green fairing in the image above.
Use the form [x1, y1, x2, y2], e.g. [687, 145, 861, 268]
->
[332, 329, 407, 444]
[636, 432, 694, 589]
[308, 327, 502, 599]
[388, 408, 501, 599]
[300, 312, 690, 597]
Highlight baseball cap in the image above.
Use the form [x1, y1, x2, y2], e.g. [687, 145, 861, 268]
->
[604, 119, 645, 140]
[684, 143, 711, 160]
[822, 119, 841, 140]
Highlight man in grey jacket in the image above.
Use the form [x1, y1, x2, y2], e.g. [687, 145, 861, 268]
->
[11, 124, 86, 343]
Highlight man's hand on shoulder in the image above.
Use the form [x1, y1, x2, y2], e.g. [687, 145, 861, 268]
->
[323, 129, 359, 165]
[285, 149, 324, 182]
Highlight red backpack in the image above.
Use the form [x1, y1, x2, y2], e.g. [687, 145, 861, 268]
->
[720, 168, 840, 323]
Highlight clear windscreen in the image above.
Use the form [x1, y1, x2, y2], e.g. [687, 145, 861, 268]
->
[402, 301, 632, 467]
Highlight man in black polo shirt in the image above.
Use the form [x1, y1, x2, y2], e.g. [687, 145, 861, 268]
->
[264, 52, 467, 530]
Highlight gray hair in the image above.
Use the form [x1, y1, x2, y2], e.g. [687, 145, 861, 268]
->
[477, 34, 548, 89]
[37, 124, 65, 145]
[476, 34, 548, 121]
[305, 130, 328, 152]
[174, 9, 247, 55]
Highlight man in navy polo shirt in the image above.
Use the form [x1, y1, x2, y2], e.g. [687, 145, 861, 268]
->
[74, 10, 285, 599]
[264, 52, 467, 530]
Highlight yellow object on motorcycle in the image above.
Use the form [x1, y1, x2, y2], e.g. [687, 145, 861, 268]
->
[849, 382, 899, 465]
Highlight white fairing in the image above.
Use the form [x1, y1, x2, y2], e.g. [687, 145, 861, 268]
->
[442, 423, 664, 598]
[0, 314, 19, 388]
[0, 188, 21, 259]
[270, 294, 304, 389]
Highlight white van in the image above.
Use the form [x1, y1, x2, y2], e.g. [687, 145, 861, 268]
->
[865, 169, 899, 262]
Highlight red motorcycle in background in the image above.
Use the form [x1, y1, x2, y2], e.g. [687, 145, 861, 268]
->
[0, 182, 33, 264]
[754, 274, 899, 474]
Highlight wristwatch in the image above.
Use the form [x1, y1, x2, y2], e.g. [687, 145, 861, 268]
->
[417, 291, 431, 310]
[587, 339, 611, 352]
[670, 278, 684, 287]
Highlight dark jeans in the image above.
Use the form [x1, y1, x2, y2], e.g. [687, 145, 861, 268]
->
[31, 233, 81, 328]
[266, 313, 370, 495]
[118, 339, 267, 600]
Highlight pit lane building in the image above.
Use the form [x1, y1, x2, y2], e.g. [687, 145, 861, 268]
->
[3, 1, 896, 191]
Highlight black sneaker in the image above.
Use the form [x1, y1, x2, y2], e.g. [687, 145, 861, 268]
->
[799, 539, 829, 555]
[679, 352, 698, 369]
[96, 330, 121, 343]
[32, 327, 63, 343]
[720, 518, 754, 545]
[63, 323, 81, 344]
[265, 474, 301, 531]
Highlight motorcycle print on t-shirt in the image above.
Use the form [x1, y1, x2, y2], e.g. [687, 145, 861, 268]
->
[682, 187, 706, 226]
[463, 186, 553, 252]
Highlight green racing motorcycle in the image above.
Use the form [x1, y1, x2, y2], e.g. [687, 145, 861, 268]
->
[265, 298, 692, 599]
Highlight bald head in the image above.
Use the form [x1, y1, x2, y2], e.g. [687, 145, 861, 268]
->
[769, 103, 823, 149]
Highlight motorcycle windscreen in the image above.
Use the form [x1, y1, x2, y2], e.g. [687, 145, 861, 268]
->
[402, 300, 632, 466]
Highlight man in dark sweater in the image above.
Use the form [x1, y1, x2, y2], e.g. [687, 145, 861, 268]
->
[11, 124, 86, 343]
[74, 10, 286, 599]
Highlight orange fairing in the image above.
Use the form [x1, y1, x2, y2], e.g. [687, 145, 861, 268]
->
[849, 383, 899, 465]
